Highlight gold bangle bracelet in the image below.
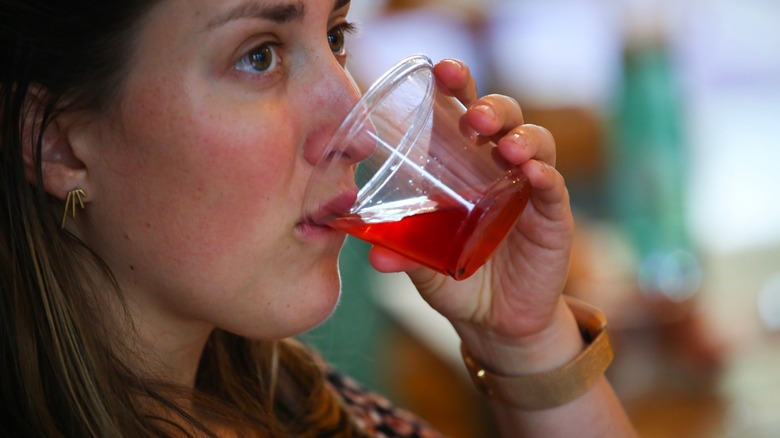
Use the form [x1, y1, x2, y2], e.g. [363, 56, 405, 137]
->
[461, 296, 614, 410]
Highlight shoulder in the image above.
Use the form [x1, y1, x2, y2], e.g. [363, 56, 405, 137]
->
[325, 369, 448, 438]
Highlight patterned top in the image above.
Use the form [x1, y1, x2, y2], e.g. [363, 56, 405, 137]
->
[326, 370, 447, 438]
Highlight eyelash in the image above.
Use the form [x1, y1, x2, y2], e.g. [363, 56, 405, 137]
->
[234, 42, 283, 75]
[234, 21, 357, 77]
[330, 21, 357, 56]
[337, 21, 357, 35]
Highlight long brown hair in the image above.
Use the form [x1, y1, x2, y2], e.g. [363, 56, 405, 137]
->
[0, 1, 362, 436]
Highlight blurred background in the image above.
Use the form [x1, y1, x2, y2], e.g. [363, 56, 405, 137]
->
[301, 0, 780, 436]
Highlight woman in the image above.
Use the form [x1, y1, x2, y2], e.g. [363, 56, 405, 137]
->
[0, 0, 637, 436]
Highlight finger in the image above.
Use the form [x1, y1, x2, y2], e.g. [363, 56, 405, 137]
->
[520, 159, 571, 222]
[432, 59, 478, 105]
[368, 245, 424, 273]
[498, 124, 556, 168]
[368, 246, 444, 290]
[465, 94, 525, 137]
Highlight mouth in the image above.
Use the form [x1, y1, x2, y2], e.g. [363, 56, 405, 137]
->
[298, 190, 358, 236]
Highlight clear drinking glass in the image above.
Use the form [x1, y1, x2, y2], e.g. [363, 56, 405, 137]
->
[303, 55, 530, 280]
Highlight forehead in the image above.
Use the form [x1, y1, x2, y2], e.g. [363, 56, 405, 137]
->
[130, 0, 348, 53]
[118, 0, 351, 83]
[159, 0, 350, 27]
[204, 1, 307, 30]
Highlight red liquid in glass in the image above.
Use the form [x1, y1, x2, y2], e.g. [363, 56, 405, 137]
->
[330, 177, 531, 280]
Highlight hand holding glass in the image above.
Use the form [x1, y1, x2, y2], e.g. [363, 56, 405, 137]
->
[304, 55, 530, 280]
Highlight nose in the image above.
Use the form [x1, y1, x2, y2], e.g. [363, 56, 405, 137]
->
[302, 58, 364, 167]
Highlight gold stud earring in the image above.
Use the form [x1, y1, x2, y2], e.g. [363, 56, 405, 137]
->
[61, 188, 87, 228]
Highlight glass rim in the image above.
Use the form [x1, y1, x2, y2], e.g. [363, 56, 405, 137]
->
[335, 54, 436, 207]
[326, 53, 435, 158]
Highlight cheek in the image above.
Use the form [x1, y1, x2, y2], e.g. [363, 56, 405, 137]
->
[156, 124, 293, 252]
[134, 89, 290, 202]
[98, 90, 299, 285]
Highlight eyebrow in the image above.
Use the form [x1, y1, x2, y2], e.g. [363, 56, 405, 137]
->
[205, 0, 351, 31]
[205, 1, 306, 30]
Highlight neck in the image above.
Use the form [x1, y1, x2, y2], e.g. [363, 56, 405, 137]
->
[116, 297, 214, 389]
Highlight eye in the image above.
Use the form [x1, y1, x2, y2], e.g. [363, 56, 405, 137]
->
[327, 22, 355, 56]
[327, 27, 345, 55]
[235, 42, 282, 74]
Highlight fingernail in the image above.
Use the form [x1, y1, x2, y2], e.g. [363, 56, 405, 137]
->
[473, 104, 496, 122]
[511, 132, 527, 149]
[443, 58, 465, 72]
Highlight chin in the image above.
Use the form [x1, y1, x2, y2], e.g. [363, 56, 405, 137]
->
[312, 267, 343, 318]
[284, 261, 344, 336]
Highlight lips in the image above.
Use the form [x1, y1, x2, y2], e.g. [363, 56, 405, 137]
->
[301, 189, 358, 228]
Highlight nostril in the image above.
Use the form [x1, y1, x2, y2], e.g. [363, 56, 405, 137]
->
[306, 123, 378, 168]
[324, 149, 351, 163]
[303, 127, 337, 166]
[305, 139, 354, 167]
[340, 127, 377, 164]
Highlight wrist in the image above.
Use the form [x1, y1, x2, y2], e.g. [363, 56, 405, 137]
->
[454, 297, 585, 375]
[458, 296, 614, 410]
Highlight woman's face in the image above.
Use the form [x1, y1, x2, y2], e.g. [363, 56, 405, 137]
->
[75, 0, 358, 340]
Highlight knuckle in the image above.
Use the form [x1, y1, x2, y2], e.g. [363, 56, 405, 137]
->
[525, 124, 556, 146]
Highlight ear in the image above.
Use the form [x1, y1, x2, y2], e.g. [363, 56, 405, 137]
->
[22, 89, 89, 202]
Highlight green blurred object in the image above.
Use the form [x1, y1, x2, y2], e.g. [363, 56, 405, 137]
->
[607, 46, 701, 301]
[300, 236, 392, 391]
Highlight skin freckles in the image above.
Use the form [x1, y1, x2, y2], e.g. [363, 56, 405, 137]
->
[1, 0, 641, 433]
[69, 0, 359, 376]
